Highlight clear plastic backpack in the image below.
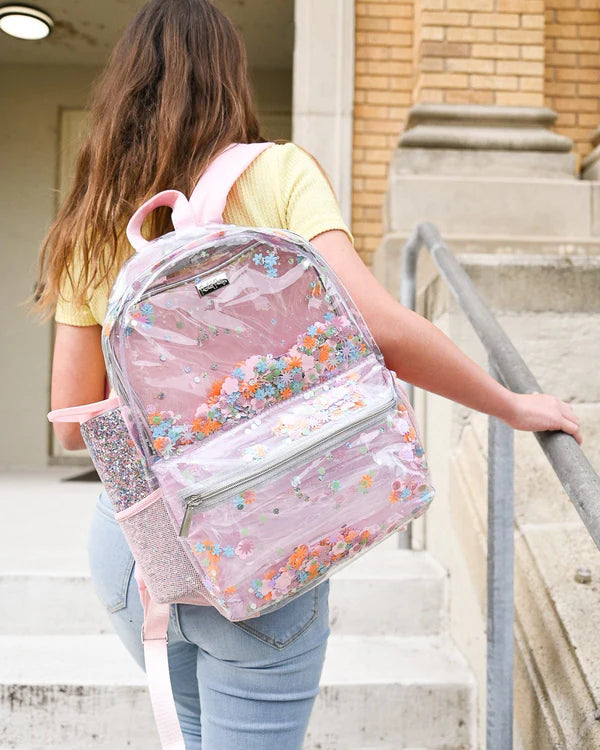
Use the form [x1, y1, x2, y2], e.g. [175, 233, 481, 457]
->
[49, 142, 434, 748]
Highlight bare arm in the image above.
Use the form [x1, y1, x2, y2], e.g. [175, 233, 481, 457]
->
[51, 323, 107, 450]
[312, 231, 582, 444]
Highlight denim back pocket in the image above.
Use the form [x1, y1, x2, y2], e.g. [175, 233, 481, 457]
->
[234, 581, 328, 649]
[88, 493, 136, 613]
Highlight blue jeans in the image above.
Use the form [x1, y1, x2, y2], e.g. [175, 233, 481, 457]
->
[88, 491, 330, 749]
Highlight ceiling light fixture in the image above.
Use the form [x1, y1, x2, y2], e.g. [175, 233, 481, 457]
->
[0, 4, 53, 40]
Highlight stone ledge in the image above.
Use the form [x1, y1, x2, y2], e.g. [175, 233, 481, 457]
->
[392, 147, 576, 179]
[400, 104, 572, 154]
[396, 103, 575, 179]
[407, 104, 561, 131]
[458, 254, 600, 313]
[373, 234, 600, 299]
[386, 175, 593, 236]
[379, 232, 600, 257]
[514, 526, 600, 749]
[400, 124, 573, 154]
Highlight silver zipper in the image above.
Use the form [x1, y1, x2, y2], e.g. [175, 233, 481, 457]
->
[137, 242, 255, 302]
[177, 394, 396, 537]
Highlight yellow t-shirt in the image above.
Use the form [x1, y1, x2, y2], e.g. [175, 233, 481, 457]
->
[55, 143, 352, 326]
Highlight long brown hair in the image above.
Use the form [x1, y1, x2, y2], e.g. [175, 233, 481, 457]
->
[36, 0, 261, 314]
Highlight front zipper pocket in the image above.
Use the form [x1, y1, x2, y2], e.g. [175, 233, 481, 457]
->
[158, 385, 434, 621]
[179, 396, 396, 538]
[178, 394, 397, 536]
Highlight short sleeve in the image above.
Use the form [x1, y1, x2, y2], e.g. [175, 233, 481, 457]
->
[276, 144, 354, 244]
[54, 241, 129, 326]
[55, 266, 97, 327]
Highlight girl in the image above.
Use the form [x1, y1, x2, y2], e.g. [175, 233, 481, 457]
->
[36, 1, 582, 748]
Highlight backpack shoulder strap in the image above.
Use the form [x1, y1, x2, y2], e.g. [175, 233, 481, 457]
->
[187, 142, 273, 225]
[137, 572, 186, 749]
[126, 142, 273, 253]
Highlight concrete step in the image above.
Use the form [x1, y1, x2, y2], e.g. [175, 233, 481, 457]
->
[0, 633, 475, 750]
[0, 634, 154, 750]
[329, 545, 448, 637]
[0, 573, 112, 635]
[0, 469, 99, 577]
[306, 634, 476, 750]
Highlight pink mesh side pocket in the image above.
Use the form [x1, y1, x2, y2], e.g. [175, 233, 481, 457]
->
[116, 490, 209, 605]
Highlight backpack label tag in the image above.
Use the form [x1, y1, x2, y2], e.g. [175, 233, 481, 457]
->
[196, 274, 229, 296]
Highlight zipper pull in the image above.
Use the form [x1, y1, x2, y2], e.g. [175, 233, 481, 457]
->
[179, 501, 196, 538]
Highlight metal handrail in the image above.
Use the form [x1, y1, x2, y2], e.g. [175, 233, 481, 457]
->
[400, 222, 600, 750]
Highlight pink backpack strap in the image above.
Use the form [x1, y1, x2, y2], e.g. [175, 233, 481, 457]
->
[126, 142, 273, 253]
[188, 142, 273, 225]
[47, 397, 120, 424]
[137, 572, 186, 749]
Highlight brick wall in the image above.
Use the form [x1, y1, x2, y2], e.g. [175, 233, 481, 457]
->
[414, 0, 545, 107]
[544, 0, 600, 161]
[352, 0, 600, 260]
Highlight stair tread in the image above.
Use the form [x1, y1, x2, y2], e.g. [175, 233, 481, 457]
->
[0, 633, 474, 688]
[0, 469, 100, 576]
[333, 546, 447, 581]
[0, 635, 146, 686]
[322, 634, 474, 686]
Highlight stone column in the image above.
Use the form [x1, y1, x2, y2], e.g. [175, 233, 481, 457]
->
[374, 102, 600, 292]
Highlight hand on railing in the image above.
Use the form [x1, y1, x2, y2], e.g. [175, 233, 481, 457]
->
[501, 392, 582, 445]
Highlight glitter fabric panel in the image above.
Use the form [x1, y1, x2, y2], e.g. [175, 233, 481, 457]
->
[119, 493, 209, 604]
[80, 408, 157, 512]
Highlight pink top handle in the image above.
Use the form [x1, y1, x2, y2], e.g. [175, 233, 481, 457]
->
[126, 190, 194, 254]
[126, 142, 273, 253]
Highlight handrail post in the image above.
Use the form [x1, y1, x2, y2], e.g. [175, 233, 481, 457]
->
[399, 227, 421, 408]
[397, 228, 422, 549]
[487, 363, 515, 750]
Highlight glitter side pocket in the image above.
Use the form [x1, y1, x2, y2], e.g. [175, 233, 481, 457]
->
[48, 399, 209, 604]
[48, 398, 156, 513]
[79, 406, 158, 513]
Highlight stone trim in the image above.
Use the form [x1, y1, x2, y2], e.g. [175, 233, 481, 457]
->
[292, 0, 355, 226]
[400, 104, 573, 153]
